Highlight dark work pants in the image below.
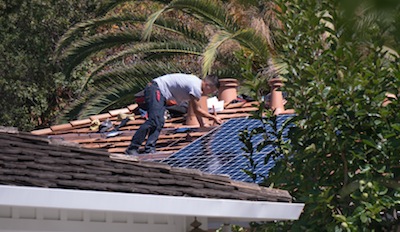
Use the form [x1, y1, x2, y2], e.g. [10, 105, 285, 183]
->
[128, 82, 166, 153]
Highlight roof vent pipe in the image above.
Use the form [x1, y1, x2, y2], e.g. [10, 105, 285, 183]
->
[218, 78, 238, 105]
[185, 95, 209, 126]
[268, 78, 295, 115]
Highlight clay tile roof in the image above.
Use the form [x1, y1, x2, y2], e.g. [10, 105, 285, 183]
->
[31, 101, 259, 160]
[0, 130, 292, 202]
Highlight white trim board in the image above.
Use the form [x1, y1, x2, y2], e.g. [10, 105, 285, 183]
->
[0, 185, 304, 222]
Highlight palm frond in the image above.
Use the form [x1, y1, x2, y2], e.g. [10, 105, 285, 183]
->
[62, 31, 143, 79]
[167, 0, 238, 31]
[143, 8, 172, 41]
[95, 0, 172, 16]
[144, 0, 240, 41]
[143, 41, 204, 57]
[81, 41, 203, 91]
[233, 28, 271, 59]
[55, 15, 147, 59]
[232, 0, 259, 8]
[202, 28, 270, 76]
[91, 60, 183, 87]
[96, 0, 134, 16]
[59, 60, 183, 120]
[153, 17, 209, 43]
[202, 30, 233, 76]
[78, 77, 147, 117]
[56, 0, 279, 121]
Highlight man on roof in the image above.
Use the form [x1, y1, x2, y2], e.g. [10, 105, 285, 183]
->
[125, 73, 222, 156]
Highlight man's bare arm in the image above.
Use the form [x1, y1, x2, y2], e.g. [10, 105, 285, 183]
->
[189, 95, 222, 127]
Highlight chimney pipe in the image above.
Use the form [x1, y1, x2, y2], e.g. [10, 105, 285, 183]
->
[185, 95, 209, 126]
[268, 78, 295, 115]
[218, 78, 238, 105]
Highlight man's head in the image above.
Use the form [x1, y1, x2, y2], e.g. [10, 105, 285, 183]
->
[202, 74, 220, 95]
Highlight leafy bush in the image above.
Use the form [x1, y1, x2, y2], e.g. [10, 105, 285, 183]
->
[243, 0, 400, 231]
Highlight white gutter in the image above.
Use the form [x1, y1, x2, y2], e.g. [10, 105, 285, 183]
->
[0, 185, 304, 222]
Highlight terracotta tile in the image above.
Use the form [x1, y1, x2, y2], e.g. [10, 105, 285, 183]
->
[126, 119, 146, 125]
[119, 126, 140, 131]
[225, 101, 246, 109]
[167, 117, 185, 122]
[109, 108, 130, 117]
[50, 123, 73, 132]
[30, 99, 260, 154]
[71, 138, 102, 144]
[101, 135, 131, 142]
[159, 144, 189, 151]
[107, 147, 125, 153]
[31, 128, 53, 135]
[82, 143, 110, 149]
[70, 119, 92, 127]
[219, 113, 252, 119]
[89, 113, 112, 121]
[70, 128, 93, 133]
[110, 141, 130, 147]
[127, 103, 138, 111]
[220, 107, 258, 114]
[244, 101, 259, 107]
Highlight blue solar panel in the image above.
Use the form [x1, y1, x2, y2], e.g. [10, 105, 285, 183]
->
[162, 115, 294, 183]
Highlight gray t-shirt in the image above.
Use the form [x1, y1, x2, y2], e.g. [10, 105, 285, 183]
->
[153, 73, 202, 103]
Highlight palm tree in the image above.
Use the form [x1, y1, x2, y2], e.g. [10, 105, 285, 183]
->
[143, 0, 284, 95]
[55, 0, 282, 120]
[343, 1, 400, 57]
[55, 0, 208, 120]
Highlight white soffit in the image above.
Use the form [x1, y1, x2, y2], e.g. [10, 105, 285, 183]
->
[0, 185, 304, 221]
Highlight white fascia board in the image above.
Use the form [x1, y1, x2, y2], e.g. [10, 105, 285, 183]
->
[0, 185, 304, 221]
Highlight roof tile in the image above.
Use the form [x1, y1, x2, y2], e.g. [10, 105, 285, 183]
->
[0, 130, 292, 202]
[50, 123, 73, 131]
[69, 119, 92, 127]
[89, 113, 112, 121]
[31, 101, 260, 157]
[127, 104, 139, 111]
[109, 108, 131, 116]
[31, 128, 53, 135]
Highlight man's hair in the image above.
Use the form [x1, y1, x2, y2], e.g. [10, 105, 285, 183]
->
[204, 74, 220, 89]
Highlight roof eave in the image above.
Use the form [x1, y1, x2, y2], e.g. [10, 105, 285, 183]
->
[0, 185, 304, 222]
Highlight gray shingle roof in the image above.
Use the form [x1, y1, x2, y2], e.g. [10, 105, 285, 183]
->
[0, 129, 291, 202]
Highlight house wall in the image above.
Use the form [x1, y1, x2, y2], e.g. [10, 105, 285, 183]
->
[0, 206, 206, 232]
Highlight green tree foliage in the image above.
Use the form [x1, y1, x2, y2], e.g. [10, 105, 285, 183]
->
[244, 0, 400, 231]
[54, 0, 212, 120]
[0, 0, 100, 131]
[54, 0, 281, 120]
